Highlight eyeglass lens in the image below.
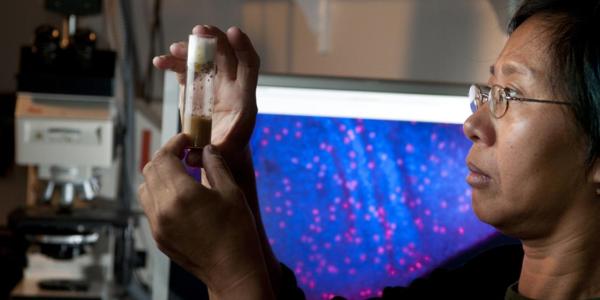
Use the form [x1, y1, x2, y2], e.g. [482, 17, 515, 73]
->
[490, 86, 508, 118]
[469, 85, 508, 118]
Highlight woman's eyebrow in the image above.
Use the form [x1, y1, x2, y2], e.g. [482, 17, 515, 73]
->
[490, 62, 533, 77]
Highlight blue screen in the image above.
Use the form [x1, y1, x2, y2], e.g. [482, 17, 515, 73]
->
[250, 113, 496, 299]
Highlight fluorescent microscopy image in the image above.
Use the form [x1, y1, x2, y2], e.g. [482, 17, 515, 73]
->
[250, 114, 496, 300]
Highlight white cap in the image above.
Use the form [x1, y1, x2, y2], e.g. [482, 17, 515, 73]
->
[187, 34, 217, 71]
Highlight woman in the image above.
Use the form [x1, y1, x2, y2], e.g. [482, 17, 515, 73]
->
[138, 0, 600, 299]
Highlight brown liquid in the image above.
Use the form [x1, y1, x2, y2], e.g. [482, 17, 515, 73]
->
[183, 115, 212, 149]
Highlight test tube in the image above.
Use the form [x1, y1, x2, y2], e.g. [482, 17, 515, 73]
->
[183, 34, 217, 150]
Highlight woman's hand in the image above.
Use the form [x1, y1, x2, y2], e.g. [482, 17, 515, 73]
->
[152, 25, 283, 297]
[138, 134, 273, 299]
[152, 25, 259, 165]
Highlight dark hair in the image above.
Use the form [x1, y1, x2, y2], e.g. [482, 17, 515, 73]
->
[508, 0, 600, 168]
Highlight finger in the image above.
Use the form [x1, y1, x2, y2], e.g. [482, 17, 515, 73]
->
[142, 133, 190, 187]
[145, 146, 202, 204]
[160, 133, 192, 160]
[226, 27, 260, 89]
[152, 55, 186, 74]
[202, 145, 236, 191]
[169, 41, 187, 59]
[192, 25, 238, 81]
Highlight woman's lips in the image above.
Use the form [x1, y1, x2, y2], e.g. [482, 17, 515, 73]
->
[466, 162, 492, 188]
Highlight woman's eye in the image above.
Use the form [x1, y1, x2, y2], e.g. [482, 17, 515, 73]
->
[506, 87, 520, 97]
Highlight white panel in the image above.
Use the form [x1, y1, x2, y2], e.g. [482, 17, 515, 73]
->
[256, 86, 472, 124]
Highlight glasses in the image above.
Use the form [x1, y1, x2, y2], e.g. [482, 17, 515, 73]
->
[469, 84, 571, 118]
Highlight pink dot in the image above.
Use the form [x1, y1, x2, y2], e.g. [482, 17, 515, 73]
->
[263, 127, 270, 134]
[458, 227, 465, 235]
[295, 131, 302, 139]
[366, 144, 373, 152]
[260, 139, 268, 146]
[275, 134, 282, 141]
[347, 130, 355, 140]
[405, 144, 414, 153]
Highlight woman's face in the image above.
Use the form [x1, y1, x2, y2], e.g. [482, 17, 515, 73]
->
[463, 14, 593, 238]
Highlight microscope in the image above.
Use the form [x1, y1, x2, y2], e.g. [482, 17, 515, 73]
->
[9, 1, 141, 299]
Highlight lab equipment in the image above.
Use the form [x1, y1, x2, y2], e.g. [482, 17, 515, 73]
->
[182, 35, 216, 150]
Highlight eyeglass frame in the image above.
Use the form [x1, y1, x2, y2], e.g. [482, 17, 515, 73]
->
[469, 84, 572, 118]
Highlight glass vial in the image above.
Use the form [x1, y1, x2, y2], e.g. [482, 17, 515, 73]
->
[182, 34, 217, 149]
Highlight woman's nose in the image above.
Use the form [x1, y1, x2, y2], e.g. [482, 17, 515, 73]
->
[463, 106, 496, 146]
